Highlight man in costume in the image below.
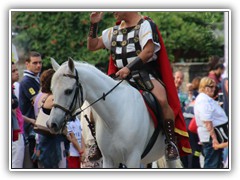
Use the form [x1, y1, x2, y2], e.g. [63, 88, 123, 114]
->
[87, 12, 191, 160]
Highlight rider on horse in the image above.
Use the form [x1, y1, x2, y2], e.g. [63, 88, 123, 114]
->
[87, 12, 191, 161]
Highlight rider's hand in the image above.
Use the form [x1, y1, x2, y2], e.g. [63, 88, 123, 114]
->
[90, 12, 104, 24]
[115, 67, 130, 79]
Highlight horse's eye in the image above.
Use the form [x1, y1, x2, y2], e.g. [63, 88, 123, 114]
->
[64, 89, 73, 95]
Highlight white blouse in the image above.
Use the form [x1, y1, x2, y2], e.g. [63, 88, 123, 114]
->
[194, 92, 228, 142]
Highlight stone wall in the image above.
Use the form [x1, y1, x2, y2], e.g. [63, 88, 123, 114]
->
[172, 62, 209, 92]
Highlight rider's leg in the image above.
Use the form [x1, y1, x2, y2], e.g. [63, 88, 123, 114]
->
[151, 79, 180, 161]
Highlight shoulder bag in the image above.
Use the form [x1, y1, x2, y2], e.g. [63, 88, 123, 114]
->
[34, 95, 52, 135]
[214, 122, 228, 143]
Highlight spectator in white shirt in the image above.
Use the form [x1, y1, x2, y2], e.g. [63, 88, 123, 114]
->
[194, 77, 228, 168]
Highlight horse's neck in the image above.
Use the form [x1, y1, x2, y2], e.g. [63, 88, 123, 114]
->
[78, 64, 122, 120]
[77, 65, 115, 99]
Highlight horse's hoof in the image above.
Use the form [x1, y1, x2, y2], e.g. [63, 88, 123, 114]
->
[119, 163, 127, 168]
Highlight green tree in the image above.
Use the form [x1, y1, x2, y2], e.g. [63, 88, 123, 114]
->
[12, 11, 115, 68]
[144, 11, 224, 62]
[12, 11, 224, 69]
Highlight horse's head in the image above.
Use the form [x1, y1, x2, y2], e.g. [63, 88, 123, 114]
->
[47, 57, 85, 133]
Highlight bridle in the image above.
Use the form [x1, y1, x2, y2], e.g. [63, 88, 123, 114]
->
[52, 68, 123, 129]
[53, 68, 83, 125]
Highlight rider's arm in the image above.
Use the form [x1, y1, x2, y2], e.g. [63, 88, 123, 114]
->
[138, 40, 155, 63]
[87, 12, 105, 51]
[131, 18, 160, 63]
[87, 36, 105, 51]
[126, 40, 155, 71]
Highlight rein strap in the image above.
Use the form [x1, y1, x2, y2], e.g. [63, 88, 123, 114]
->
[74, 79, 123, 116]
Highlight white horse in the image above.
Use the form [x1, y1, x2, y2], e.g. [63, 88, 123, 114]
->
[47, 58, 182, 168]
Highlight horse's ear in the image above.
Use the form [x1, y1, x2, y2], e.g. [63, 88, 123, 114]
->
[68, 57, 75, 73]
[51, 58, 60, 71]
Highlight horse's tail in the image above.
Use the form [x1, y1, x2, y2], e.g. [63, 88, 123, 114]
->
[156, 156, 183, 168]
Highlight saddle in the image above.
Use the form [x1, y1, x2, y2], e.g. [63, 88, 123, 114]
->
[140, 90, 164, 129]
[129, 69, 164, 128]
[139, 90, 164, 159]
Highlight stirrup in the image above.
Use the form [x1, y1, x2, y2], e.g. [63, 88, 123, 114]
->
[88, 144, 102, 161]
[165, 141, 180, 161]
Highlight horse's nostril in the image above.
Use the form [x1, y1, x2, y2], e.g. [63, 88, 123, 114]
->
[51, 122, 58, 131]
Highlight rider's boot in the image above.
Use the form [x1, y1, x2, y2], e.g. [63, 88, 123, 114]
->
[164, 119, 180, 161]
[88, 122, 102, 161]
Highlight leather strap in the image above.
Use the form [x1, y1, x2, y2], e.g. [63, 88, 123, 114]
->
[89, 23, 98, 38]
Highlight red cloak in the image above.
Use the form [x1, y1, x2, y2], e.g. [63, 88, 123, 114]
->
[107, 18, 192, 157]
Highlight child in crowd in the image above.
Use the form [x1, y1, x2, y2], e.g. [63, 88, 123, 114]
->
[66, 117, 85, 168]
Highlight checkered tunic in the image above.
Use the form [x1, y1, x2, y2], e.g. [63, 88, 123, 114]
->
[102, 19, 161, 69]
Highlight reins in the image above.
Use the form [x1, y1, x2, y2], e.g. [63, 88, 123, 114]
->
[74, 79, 123, 117]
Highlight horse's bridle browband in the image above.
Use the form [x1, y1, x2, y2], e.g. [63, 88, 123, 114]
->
[53, 68, 123, 124]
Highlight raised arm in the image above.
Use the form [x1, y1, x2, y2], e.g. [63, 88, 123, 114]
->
[87, 12, 105, 51]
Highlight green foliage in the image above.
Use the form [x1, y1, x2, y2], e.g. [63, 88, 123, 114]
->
[12, 11, 224, 69]
[144, 11, 224, 62]
[12, 11, 115, 68]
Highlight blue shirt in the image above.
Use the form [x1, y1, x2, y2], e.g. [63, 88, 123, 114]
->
[19, 70, 40, 136]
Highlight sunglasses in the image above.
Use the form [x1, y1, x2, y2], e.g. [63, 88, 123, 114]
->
[206, 85, 215, 89]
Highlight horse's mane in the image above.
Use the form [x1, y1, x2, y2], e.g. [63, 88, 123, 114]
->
[59, 60, 104, 75]
[77, 61, 132, 85]
[72, 60, 116, 83]
[51, 59, 126, 90]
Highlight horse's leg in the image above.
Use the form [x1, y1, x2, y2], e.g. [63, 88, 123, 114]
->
[125, 153, 141, 168]
[157, 156, 183, 168]
[167, 159, 183, 168]
[102, 157, 114, 168]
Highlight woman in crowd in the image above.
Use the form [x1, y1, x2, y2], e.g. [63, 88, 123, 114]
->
[194, 77, 228, 168]
[33, 69, 69, 168]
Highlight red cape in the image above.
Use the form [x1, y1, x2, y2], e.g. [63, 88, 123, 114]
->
[107, 18, 192, 156]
